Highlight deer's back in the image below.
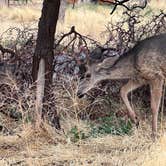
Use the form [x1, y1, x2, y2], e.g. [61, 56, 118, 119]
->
[133, 33, 166, 80]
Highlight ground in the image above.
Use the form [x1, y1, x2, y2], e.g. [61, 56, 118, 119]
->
[1, 120, 166, 165]
[0, 0, 166, 166]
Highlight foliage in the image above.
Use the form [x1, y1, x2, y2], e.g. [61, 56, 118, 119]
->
[89, 114, 133, 137]
[67, 126, 87, 142]
[67, 114, 133, 142]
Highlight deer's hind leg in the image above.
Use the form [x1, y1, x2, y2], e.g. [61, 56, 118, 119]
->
[150, 79, 164, 137]
[120, 80, 145, 126]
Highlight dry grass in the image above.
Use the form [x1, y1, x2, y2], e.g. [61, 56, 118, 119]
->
[57, 0, 166, 43]
[0, 6, 40, 22]
[1, 119, 166, 165]
[1, 76, 166, 165]
[0, 1, 165, 42]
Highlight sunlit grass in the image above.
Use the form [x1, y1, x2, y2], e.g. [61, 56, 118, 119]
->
[0, 1, 165, 43]
[0, 6, 40, 22]
[57, 1, 166, 43]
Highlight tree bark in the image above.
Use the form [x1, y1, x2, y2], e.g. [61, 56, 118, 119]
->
[32, 0, 61, 129]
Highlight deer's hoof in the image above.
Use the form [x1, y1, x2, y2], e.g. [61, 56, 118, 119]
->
[130, 115, 140, 128]
[135, 116, 140, 128]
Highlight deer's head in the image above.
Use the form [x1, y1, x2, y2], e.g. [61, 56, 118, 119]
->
[0, 56, 19, 84]
[77, 47, 120, 97]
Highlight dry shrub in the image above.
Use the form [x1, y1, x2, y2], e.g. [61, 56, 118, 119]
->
[0, 10, 165, 131]
[104, 10, 166, 54]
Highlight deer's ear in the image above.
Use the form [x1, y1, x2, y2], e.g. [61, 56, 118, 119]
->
[102, 50, 109, 56]
[90, 47, 102, 60]
[95, 56, 120, 72]
[79, 64, 87, 74]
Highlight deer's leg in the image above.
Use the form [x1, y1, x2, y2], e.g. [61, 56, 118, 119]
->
[120, 80, 145, 125]
[150, 79, 163, 136]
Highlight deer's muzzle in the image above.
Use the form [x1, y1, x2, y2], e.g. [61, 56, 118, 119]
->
[77, 91, 85, 98]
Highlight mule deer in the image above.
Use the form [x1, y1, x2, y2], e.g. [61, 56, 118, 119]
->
[0, 60, 17, 84]
[77, 33, 166, 137]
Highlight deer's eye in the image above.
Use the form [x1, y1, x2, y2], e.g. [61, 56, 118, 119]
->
[80, 75, 85, 80]
[85, 73, 91, 78]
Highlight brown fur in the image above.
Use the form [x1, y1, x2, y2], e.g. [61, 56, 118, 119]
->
[77, 33, 166, 137]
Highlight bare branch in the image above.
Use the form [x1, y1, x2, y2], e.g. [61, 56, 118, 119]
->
[100, 0, 147, 14]
[55, 26, 88, 50]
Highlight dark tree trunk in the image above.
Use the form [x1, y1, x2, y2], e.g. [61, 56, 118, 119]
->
[32, 0, 61, 129]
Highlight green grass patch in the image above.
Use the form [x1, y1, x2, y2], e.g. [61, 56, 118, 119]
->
[67, 113, 133, 142]
[89, 114, 133, 137]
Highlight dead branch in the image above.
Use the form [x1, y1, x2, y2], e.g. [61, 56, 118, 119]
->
[55, 26, 88, 50]
[100, 0, 147, 14]
[104, 10, 166, 55]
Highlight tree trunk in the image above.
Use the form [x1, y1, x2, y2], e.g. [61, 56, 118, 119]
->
[0, 0, 8, 7]
[32, 0, 61, 129]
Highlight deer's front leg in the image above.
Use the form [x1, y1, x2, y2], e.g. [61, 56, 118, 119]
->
[120, 80, 145, 126]
[150, 79, 163, 137]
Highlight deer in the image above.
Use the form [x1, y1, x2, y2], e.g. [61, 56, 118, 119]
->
[0, 60, 18, 84]
[0, 45, 18, 84]
[77, 33, 166, 137]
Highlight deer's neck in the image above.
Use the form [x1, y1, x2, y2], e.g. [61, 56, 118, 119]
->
[106, 52, 135, 80]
